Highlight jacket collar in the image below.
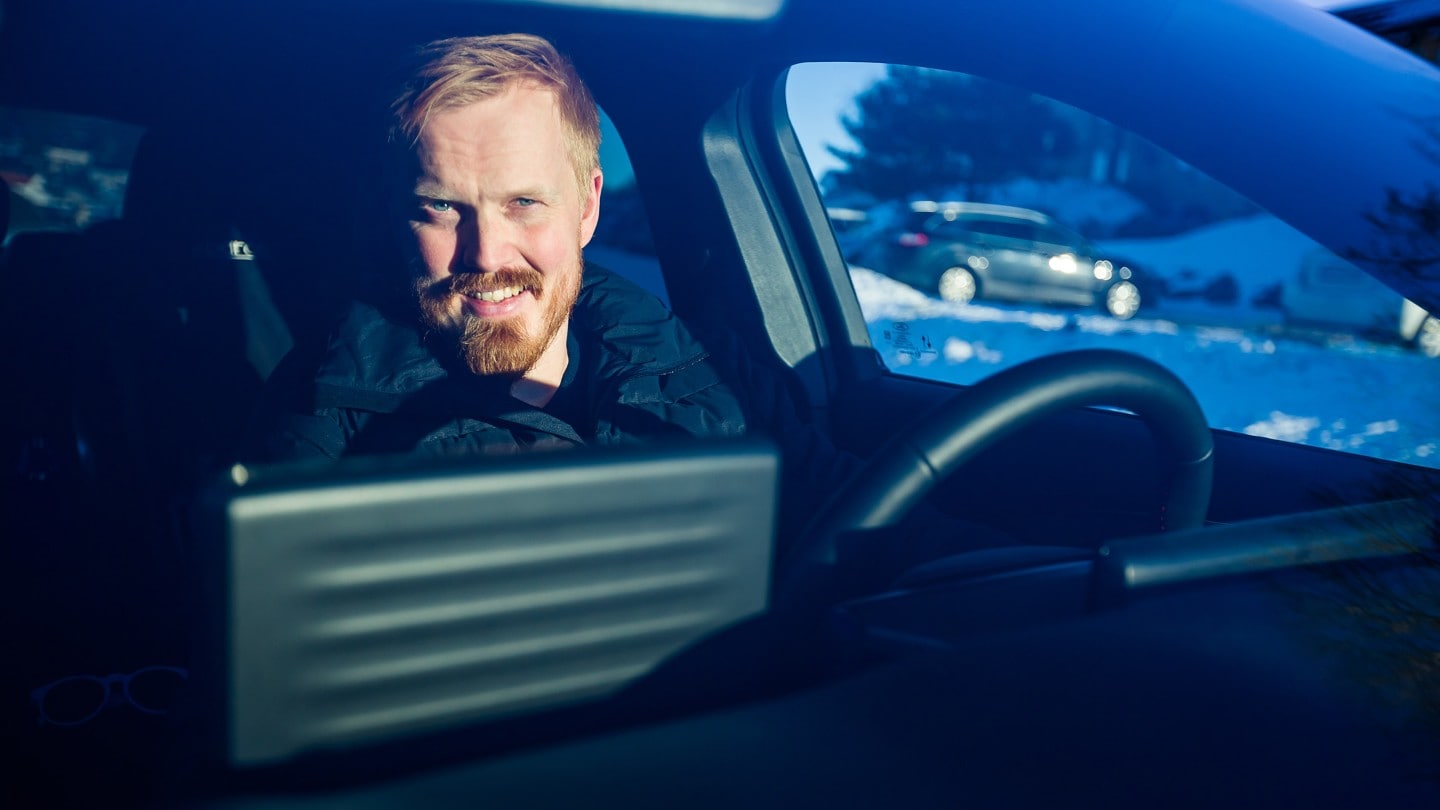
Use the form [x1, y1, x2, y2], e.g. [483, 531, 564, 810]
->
[312, 264, 708, 415]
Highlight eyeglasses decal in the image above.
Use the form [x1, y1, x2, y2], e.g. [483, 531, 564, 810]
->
[30, 666, 189, 727]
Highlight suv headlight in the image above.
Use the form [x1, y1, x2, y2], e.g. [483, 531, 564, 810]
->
[1049, 253, 1079, 274]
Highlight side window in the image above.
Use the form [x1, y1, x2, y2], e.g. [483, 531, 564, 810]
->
[787, 63, 1440, 470]
[1, 107, 143, 243]
[975, 217, 1031, 241]
[1035, 223, 1083, 249]
[589, 109, 666, 305]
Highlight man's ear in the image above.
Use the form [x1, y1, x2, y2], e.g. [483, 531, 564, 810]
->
[579, 168, 603, 247]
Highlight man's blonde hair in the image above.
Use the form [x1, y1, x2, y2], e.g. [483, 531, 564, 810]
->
[389, 33, 601, 192]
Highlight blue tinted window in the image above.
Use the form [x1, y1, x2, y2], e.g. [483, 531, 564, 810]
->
[787, 62, 1440, 469]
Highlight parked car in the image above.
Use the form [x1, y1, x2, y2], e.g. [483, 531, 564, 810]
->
[824, 205, 871, 261]
[856, 201, 1144, 318]
[2, 1, 1439, 808]
[1283, 246, 1440, 357]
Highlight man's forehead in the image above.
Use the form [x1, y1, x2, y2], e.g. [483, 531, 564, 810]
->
[421, 84, 562, 142]
[416, 90, 565, 155]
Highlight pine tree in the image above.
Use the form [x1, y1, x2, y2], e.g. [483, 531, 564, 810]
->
[826, 66, 1077, 201]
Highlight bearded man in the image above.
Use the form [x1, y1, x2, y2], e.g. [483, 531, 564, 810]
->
[254, 33, 857, 536]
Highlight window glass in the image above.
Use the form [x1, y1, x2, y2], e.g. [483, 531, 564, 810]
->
[786, 63, 1440, 469]
[1, 108, 143, 243]
[968, 217, 1032, 241]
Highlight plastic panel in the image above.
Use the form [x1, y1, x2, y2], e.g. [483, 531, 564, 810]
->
[212, 442, 777, 766]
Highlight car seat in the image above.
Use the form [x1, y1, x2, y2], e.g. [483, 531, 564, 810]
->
[88, 127, 296, 502]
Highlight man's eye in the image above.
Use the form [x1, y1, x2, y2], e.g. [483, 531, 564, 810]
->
[426, 200, 453, 213]
[514, 198, 537, 208]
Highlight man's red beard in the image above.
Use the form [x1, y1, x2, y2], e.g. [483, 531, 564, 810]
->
[414, 260, 582, 377]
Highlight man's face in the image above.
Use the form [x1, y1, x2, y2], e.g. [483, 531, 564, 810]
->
[404, 84, 602, 377]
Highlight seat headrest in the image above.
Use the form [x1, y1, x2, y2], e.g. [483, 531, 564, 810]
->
[123, 128, 232, 237]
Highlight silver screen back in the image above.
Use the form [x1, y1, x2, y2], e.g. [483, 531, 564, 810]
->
[199, 440, 777, 767]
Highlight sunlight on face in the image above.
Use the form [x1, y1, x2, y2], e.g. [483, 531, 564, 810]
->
[403, 85, 602, 377]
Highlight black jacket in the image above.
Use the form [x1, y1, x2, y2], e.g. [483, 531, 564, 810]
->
[254, 266, 859, 539]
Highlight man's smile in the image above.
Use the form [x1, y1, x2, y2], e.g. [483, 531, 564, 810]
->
[461, 285, 535, 318]
[464, 284, 532, 304]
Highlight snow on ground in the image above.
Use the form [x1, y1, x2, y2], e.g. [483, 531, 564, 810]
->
[849, 258, 1440, 469]
[592, 214, 1439, 470]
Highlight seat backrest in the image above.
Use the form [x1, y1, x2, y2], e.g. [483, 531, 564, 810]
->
[6, 121, 364, 521]
[89, 127, 296, 496]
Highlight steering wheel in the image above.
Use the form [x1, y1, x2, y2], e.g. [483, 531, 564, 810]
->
[777, 348, 1213, 604]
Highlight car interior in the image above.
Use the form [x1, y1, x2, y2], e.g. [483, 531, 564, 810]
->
[3, 0, 1439, 807]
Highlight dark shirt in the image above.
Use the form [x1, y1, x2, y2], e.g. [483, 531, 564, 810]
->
[540, 328, 592, 440]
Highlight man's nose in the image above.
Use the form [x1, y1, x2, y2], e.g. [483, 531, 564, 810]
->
[458, 211, 519, 273]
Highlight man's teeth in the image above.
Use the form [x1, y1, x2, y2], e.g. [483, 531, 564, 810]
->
[466, 286, 527, 303]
